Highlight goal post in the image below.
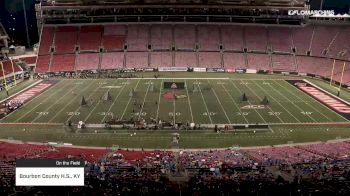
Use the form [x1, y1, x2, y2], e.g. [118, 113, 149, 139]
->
[0, 61, 8, 92]
[337, 62, 346, 96]
[329, 59, 336, 87]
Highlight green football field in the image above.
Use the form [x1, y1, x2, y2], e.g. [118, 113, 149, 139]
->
[0, 73, 349, 148]
[1, 78, 348, 124]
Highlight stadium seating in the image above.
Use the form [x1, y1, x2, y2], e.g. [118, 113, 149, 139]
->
[246, 53, 271, 70]
[102, 25, 126, 51]
[0, 142, 51, 160]
[174, 25, 196, 50]
[327, 26, 350, 59]
[150, 52, 173, 67]
[35, 55, 51, 73]
[100, 52, 125, 69]
[78, 25, 102, 51]
[34, 24, 350, 87]
[297, 142, 350, 160]
[310, 25, 339, 57]
[327, 61, 349, 82]
[197, 25, 220, 51]
[296, 56, 332, 76]
[245, 146, 324, 164]
[244, 26, 268, 52]
[221, 25, 244, 51]
[38, 27, 55, 55]
[0, 60, 22, 76]
[104, 25, 126, 36]
[198, 52, 222, 68]
[125, 52, 148, 68]
[268, 27, 292, 53]
[76, 53, 100, 70]
[271, 54, 296, 71]
[126, 25, 149, 51]
[20, 56, 37, 64]
[40, 147, 107, 162]
[54, 26, 78, 54]
[50, 54, 75, 72]
[223, 52, 246, 69]
[174, 52, 196, 67]
[292, 25, 313, 55]
[150, 25, 173, 50]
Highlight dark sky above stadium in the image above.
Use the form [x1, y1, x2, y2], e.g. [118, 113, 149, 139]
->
[0, 0, 349, 47]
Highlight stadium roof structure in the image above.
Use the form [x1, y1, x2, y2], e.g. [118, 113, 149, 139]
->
[40, 0, 306, 9]
[0, 22, 9, 49]
[36, 0, 308, 26]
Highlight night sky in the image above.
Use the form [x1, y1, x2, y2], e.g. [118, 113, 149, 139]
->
[0, 0, 349, 47]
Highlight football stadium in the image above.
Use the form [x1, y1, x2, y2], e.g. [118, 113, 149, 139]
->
[1, 0, 350, 195]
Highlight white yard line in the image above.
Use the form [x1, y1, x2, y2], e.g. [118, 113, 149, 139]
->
[184, 80, 194, 123]
[271, 81, 317, 122]
[10, 81, 69, 122]
[228, 80, 267, 124]
[172, 79, 176, 125]
[207, 79, 231, 124]
[32, 82, 87, 123]
[220, 82, 249, 124]
[252, 80, 301, 123]
[138, 80, 152, 121]
[155, 79, 163, 121]
[54, 80, 106, 123]
[241, 79, 285, 123]
[83, 79, 118, 122]
[196, 79, 213, 124]
[303, 79, 350, 122]
[276, 81, 334, 122]
[120, 79, 141, 120]
[100, 79, 130, 123]
[120, 78, 230, 80]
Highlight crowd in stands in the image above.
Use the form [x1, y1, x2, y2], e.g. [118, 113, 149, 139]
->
[1, 140, 350, 195]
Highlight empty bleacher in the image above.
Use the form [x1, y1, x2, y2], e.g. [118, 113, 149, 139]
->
[78, 25, 103, 51]
[150, 25, 173, 50]
[246, 53, 271, 70]
[38, 27, 55, 55]
[35, 55, 51, 73]
[198, 52, 222, 68]
[244, 26, 268, 52]
[34, 24, 350, 87]
[174, 25, 196, 50]
[101, 52, 124, 70]
[327, 26, 350, 59]
[102, 25, 126, 51]
[310, 25, 338, 57]
[175, 52, 196, 67]
[126, 25, 149, 51]
[50, 54, 75, 72]
[268, 27, 292, 53]
[223, 52, 246, 69]
[125, 52, 148, 68]
[221, 26, 244, 51]
[271, 54, 296, 71]
[292, 25, 313, 55]
[0, 60, 22, 77]
[296, 56, 332, 76]
[197, 25, 220, 51]
[76, 53, 99, 70]
[150, 52, 173, 67]
[54, 26, 78, 54]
